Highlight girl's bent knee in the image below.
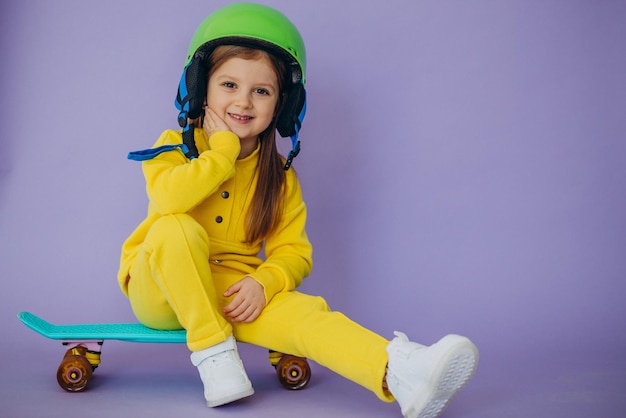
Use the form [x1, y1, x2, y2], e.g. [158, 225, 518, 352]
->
[152, 213, 202, 233]
[147, 214, 209, 247]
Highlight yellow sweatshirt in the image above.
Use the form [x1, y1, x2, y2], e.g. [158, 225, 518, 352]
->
[118, 128, 313, 303]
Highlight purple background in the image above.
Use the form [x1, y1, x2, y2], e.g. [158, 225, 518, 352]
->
[2, 1, 625, 417]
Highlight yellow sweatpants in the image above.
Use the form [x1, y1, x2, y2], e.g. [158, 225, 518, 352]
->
[127, 214, 393, 401]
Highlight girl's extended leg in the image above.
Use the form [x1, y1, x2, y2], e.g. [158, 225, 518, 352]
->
[233, 290, 479, 418]
[232, 291, 394, 402]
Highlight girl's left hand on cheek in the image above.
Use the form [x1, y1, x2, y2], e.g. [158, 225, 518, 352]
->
[223, 276, 266, 323]
[203, 107, 231, 138]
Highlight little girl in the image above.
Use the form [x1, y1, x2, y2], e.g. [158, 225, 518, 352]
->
[119, 3, 478, 418]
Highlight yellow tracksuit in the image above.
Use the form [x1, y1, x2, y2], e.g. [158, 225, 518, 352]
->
[117, 128, 393, 401]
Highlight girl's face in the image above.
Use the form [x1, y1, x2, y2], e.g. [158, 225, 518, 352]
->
[206, 55, 280, 145]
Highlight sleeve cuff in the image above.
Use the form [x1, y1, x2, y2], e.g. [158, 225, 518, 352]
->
[249, 268, 286, 303]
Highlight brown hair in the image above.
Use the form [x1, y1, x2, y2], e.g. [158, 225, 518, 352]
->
[207, 45, 289, 244]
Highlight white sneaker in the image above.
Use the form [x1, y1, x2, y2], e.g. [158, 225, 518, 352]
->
[190, 335, 254, 407]
[386, 331, 478, 418]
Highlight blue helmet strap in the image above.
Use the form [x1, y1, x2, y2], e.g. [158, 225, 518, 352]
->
[277, 84, 306, 170]
[175, 57, 204, 160]
[182, 124, 199, 159]
[175, 62, 191, 126]
[283, 97, 306, 170]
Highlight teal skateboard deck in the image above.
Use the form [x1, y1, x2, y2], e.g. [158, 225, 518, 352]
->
[18, 311, 311, 392]
[18, 311, 186, 343]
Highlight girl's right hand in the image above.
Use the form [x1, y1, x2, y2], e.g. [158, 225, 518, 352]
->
[203, 107, 231, 138]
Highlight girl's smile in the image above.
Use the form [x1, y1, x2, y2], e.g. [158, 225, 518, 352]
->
[229, 113, 253, 122]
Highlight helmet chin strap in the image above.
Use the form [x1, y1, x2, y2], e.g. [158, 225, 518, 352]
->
[283, 98, 306, 170]
[175, 59, 200, 159]
[181, 123, 199, 159]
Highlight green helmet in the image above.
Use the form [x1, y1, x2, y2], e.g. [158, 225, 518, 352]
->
[175, 2, 307, 168]
[185, 2, 306, 81]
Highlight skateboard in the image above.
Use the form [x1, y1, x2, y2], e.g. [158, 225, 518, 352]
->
[18, 311, 311, 392]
